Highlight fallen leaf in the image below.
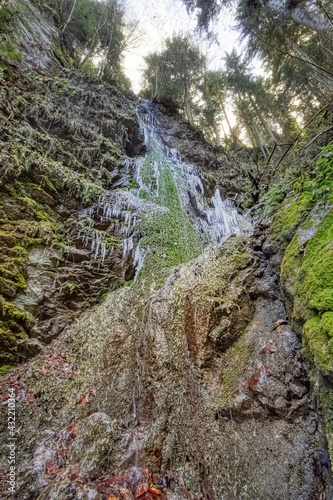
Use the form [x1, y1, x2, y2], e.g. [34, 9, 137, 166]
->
[150, 487, 161, 494]
[76, 393, 87, 404]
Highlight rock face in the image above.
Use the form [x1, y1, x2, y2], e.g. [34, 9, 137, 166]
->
[0, 1, 332, 498]
[268, 194, 333, 467]
[0, 237, 331, 498]
[0, 0, 144, 366]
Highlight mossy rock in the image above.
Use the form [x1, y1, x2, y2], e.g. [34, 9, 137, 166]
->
[303, 317, 333, 376]
[281, 208, 333, 378]
[137, 167, 203, 287]
[271, 192, 315, 250]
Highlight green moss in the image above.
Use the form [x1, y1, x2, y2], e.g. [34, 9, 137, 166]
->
[0, 364, 14, 375]
[298, 211, 333, 314]
[261, 186, 285, 217]
[0, 272, 26, 290]
[0, 41, 22, 62]
[103, 235, 120, 247]
[80, 180, 104, 205]
[271, 192, 314, 249]
[281, 234, 301, 291]
[0, 296, 34, 324]
[136, 167, 202, 286]
[310, 290, 333, 312]
[322, 312, 333, 338]
[282, 209, 333, 377]
[0, 256, 27, 289]
[0, 8, 11, 29]
[303, 317, 333, 375]
[139, 189, 151, 200]
[214, 332, 246, 411]
[140, 155, 154, 186]
[128, 176, 139, 189]
[21, 236, 44, 248]
[10, 245, 28, 257]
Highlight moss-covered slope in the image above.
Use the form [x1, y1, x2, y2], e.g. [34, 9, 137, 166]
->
[0, 0, 143, 370]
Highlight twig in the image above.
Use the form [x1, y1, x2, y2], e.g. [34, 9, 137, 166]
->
[265, 142, 276, 165]
[304, 125, 333, 148]
[243, 24, 333, 78]
[275, 102, 332, 169]
[317, 0, 333, 28]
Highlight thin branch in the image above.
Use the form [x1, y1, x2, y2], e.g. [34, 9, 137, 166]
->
[243, 24, 333, 79]
[317, 0, 333, 28]
[304, 125, 333, 149]
[265, 142, 276, 165]
[61, 0, 77, 34]
[275, 102, 331, 169]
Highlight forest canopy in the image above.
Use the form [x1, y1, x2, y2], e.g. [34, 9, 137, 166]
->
[141, 0, 333, 153]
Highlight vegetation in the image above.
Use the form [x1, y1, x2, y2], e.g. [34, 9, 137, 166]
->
[142, 35, 206, 122]
[141, 1, 333, 177]
[45, 0, 131, 83]
[137, 149, 203, 287]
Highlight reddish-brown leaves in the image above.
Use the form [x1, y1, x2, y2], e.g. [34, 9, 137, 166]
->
[248, 374, 260, 391]
[75, 388, 96, 405]
[136, 483, 150, 497]
[45, 459, 62, 476]
[260, 344, 275, 355]
[38, 350, 73, 378]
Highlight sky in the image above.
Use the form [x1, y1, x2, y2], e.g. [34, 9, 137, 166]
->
[122, 0, 242, 93]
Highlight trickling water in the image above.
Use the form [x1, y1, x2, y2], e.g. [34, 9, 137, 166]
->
[77, 101, 251, 279]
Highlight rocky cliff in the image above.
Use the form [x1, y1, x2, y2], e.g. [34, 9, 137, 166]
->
[0, 1, 332, 499]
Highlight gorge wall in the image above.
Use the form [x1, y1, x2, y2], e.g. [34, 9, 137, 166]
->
[0, 1, 332, 499]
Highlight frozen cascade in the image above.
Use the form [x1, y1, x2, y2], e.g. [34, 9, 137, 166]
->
[136, 102, 251, 244]
[77, 101, 251, 278]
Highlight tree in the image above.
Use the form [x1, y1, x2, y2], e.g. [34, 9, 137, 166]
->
[46, 0, 129, 82]
[199, 71, 233, 142]
[184, 0, 333, 130]
[223, 50, 286, 152]
[182, 0, 333, 38]
[142, 35, 206, 122]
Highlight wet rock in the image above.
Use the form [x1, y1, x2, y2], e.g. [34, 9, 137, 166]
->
[0, 233, 17, 248]
[0, 237, 330, 499]
[63, 246, 91, 264]
[262, 240, 279, 257]
[68, 412, 114, 480]
[17, 0, 62, 75]
[0, 277, 17, 297]
[30, 187, 57, 207]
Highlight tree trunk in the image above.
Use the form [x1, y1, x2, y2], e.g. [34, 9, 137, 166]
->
[61, 0, 77, 33]
[252, 119, 269, 157]
[220, 100, 232, 134]
[220, 119, 227, 139]
[286, 38, 333, 89]
[247, 93, 281, 152]
[262, 0, 333, 37]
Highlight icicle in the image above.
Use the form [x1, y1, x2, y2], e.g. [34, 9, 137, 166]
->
[75, 101, 251, 275]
